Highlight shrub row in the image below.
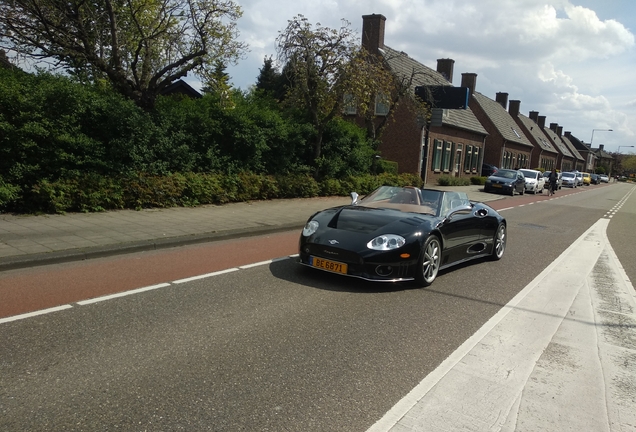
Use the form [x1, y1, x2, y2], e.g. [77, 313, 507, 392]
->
[2, 172, 424, 214]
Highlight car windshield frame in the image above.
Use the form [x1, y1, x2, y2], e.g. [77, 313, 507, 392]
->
[358, 186, 446, 217]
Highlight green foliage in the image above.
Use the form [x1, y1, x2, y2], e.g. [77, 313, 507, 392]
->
[376, 159, 398, 175]
[0, 176, 21, 209]
[1, 0, 247, 109]
[436, 176, 470, 186]
[470, 176, 486, 185]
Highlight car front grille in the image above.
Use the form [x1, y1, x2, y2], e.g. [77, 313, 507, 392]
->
[304, 244, 363, 264]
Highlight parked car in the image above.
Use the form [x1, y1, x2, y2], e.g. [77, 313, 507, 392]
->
[481, 163, 498, 177]
[561, 172, 578, 188]
[571, 171, 583, 186]
[590, 174, 600, 185]
[582, 172, 591, 185]
[484, 169, 525, 196]
[519, 169, 545, 194]
[542, 171, 562, 190]
[298, 185, 507, 287]
[599, 174, 609, 183]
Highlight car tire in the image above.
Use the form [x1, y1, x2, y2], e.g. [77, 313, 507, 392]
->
[491, 223, 506, 260]
[415, 235, 441, 287]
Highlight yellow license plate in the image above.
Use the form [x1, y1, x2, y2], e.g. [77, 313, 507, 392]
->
[492, 184, 502, 188]
[311, 256, 348, 274]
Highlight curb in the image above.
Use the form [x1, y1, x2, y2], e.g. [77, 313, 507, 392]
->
[0, 222, 305, 272]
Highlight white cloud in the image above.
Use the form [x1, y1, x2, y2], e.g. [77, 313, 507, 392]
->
[224, 0, 636, 150]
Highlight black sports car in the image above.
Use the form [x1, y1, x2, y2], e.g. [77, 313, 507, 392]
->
[298, 186, 507, 286]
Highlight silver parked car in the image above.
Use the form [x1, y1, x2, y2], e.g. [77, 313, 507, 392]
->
[561, 172, 578, 188]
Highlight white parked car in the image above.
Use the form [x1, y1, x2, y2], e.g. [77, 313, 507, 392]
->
[519, 169, 545, 194]
[599, 174, 609, 183]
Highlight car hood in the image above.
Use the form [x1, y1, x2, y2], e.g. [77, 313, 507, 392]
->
[313, 205, 434, 235]
[488, 176, 516, 183]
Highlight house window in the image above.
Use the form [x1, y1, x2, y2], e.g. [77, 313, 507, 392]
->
[464, 145, 473, 172]
[442, 141, 453, 171]
[472, 147, 480, 172]
[375, 93, 390, 116]
[432, 139, 443, 171]
[343, 94, 356, 115]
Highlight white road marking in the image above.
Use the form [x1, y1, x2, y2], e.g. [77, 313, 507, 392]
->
[0, 304, 73, 324]
[172, 268, 239, 284]
[77, 283, 172, 305]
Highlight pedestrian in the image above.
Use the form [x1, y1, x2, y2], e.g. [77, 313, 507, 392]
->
[548, 170, 558, 195]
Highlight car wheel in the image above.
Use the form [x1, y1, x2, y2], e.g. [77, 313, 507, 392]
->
[491, 223, 506, 260]
[415, 235, 441, 287]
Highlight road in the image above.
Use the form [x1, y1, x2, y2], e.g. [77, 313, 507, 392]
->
[1, 183, 634, 431]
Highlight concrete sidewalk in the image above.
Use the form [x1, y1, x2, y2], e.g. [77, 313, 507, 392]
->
[368, 218, 636, 432]
[0, 185, 499, 271]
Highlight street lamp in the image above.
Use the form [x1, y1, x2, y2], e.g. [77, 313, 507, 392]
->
[590, 128, 613, 145]
[618, 145, 635, 153]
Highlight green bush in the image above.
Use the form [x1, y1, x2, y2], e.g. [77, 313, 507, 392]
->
[470, 176, 486, 185]
[436, 176, 470, 186]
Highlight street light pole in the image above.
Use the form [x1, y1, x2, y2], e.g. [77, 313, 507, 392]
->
[617, 145, 635, 153]
[590, 128, 613, 146]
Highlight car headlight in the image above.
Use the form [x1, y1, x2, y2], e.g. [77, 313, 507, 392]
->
[367, 234, 406, 250]
[302, 220, 319, 236]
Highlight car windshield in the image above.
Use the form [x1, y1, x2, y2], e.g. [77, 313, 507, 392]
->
[495, 170, 517, 179]
[562, 173, 575, 178]
[519, 170, 536, 178]
[358, 186, 443, 216]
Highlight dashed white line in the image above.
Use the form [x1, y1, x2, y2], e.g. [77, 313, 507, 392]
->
[172, 268, 240, 284]
[0, 304, 73, 324]
[76, 283, 172, 305]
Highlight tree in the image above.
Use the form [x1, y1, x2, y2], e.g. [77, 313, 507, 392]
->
[0, 0, 247, 110]
[255, 56, 287, 101]
[202, 60, 234, 108]
[275, 15, 394, 175]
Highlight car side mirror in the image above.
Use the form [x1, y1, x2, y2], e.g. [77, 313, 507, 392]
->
[350, 192, 359, 205]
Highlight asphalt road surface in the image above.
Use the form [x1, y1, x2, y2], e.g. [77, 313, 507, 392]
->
[1, 183, 634, 431]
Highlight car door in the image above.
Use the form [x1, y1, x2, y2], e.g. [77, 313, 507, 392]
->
[438, 194, 484, 265]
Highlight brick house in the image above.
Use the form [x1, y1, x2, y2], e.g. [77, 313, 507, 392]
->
[564, 132, 597, 172]
[550, 124, 585, 171]
[460, 74, 533, 170]
[591, 144, 615, 175]
[359, 14, 487, 184]
[508, 101, 559, 171]
[536, 117, 576, 172]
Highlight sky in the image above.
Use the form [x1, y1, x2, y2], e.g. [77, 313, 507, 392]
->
[200, 0, 636, 153]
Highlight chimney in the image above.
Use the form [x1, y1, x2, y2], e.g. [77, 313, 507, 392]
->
[564, 131, 572, 138]
[599, 144, 604, 151]
[529, 111, 539, 122]
[461, 73, 477, 97]
[495, 92, 508, 109]
[436, 58, 455, 83]
[549, 122, 558, 132]
[508, 100, 520, 117]
[538, 116, 546, 128]
[362, 14, 386, 55]
[557, 126, 563, 137]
